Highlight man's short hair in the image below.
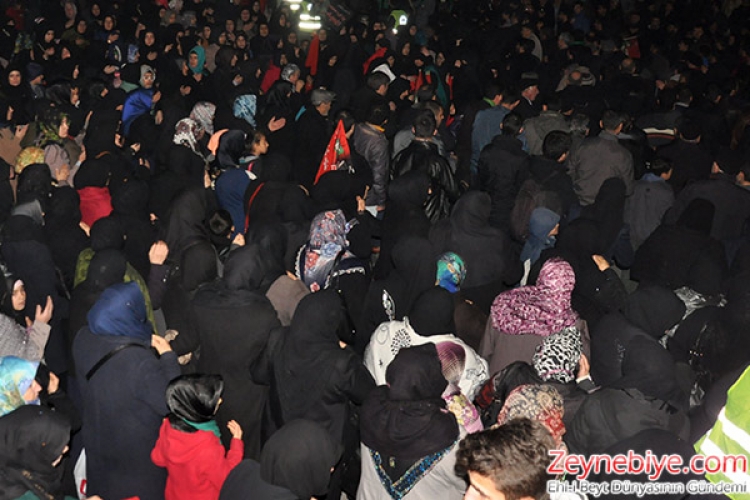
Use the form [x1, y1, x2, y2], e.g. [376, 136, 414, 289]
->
[455, 418, 554, 500]
[416, 84, 436, 102]
[483, 82, 504, 100]
[502, 86, 521, 106]
[543, 130, 572, 160]
[413, 109, 437, 138]
[366, 102, 390, 126]
[366, 71, 391, 91]
[569, 113, 590, 135]
[647, 157, 673, 176]
[601, 109, 624, 131]
[419, 100, 443, 121]
[501, 113, 523, 137]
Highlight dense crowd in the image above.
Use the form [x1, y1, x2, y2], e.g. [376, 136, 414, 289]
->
[0, 0, 750, 499]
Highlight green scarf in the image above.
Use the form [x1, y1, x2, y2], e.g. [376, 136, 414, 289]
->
[182, 418, 221, 438]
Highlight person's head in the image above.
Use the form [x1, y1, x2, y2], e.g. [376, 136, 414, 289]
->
[484, 82, 504, 105]
[569, 113, 590, 136]
[8, 69, 21, 87]
[208, 209, 233, 240]
[258, 22, 269, 37]
[103, 15, 115, 31]
[140, 66, 155, 89]
[500, 87, 521, 109]
[281, 63, 300, 84]
[366, 102, 390, 127]
[455, 418, 555, 500]
[366, 71, 391, 95]
[420, 100, 444, 127]
[415, 84, 436, 103]
[310, 88, 335, 116]
[0, 356, 42, 417]
[647, 157, 673, 180]
[501, 113, 523, 137]
[8, 278, 25, 312]
[166, 374, 224, 431]
[600, 109, 625, 133]
[436, 251, 466, 293]
[249, 130, 269, 156]
[542, 130, 571, 162]
[413, 109, 436, 139]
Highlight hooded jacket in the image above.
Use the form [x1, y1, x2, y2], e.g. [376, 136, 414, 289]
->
[151, 419, 243, 500]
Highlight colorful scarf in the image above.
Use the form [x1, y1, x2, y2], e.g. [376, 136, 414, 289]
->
[491, 258, 578, 336]
[436, 252, 466, 293]
[297, 210, 354, 292]
[497, 384, 565, 446]
[0, 356, 39, 417]
[173, 118, 201, 153]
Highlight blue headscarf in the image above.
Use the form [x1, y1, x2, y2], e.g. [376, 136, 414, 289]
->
[87, 282, 152, 342]
[436, 252, 466, 293]
[189, 46, 206, 75]
[0, 356, 40, 417]
[520, 207, 560, 265]
[233, 94, 257, 127]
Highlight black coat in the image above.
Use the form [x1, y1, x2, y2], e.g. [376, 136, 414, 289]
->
[477, 135, 530, 231]
[73, 327, 181, 500]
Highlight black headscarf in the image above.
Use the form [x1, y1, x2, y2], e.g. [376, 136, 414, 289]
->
[610, 336, 687, 411]
[163, 188, 211, 264]
[0, 273, 25, 326]
[382, 236, 437, 322]
[274, 290, 347, 420]
[259, 419, 343, 499]
[166, 374, 224, 433]
[409, 286, 456, 336]
[216, 130, 247, 169]
[83, 110, 121, 158]
[677, 198, 715, 235]
[0, 405, 71, 500]
[89, 216, 125, 252]
[622, 285, 685, 339]
[360, 344, 458, 482]
[579, 176, 626, 253]
[222, 243, 273, 292]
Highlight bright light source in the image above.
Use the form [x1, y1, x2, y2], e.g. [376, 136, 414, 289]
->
[290, 3, 300, 10]
[399, 14, 408, 25]
[299, 21, 321, 30]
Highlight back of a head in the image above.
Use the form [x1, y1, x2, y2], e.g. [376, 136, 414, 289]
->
[222, 243, 267, 291]
[542, 130, 572, 160]
[501, 113, 523, 137]
[87, 281, 151, 341]
[413, 109, 436, 139]
[386, 344, 447, 401]
[677, 198, 714, 234]
[289, 289, 344, 341]
[366, 102, 390, 126]
[260, 419, 342, 499]
[455, 418, 554, 500]
[366, 71, 390, 92]
[409, 286, 456, 336]
[90, 217, 125, 252]
[166, 374, 223, 425]
[601, 109, 624, 132]
[87, 248, 127, 291]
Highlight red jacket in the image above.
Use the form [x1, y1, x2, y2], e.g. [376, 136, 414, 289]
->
[151, 419, 244, 500]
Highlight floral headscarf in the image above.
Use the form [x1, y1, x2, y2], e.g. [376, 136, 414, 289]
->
[436, 252, 466, 293]
[233, 94, 257, 127]
[0, 356, 39, 417]
[491, 258, 578, 336]
[173, 118, 201, 153]
[497, 384, 565, 446]
[297, 210, 360, 292]
[532, 326, 582, 384]
[190, 101, 216, 136]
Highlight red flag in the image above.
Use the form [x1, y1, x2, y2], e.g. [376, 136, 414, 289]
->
[305, 34, 320, 77]
[314, 120, 350, 185]
[363, 46, 387, 75]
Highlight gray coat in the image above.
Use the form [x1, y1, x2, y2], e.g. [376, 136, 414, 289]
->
[568, 131, 634, 206]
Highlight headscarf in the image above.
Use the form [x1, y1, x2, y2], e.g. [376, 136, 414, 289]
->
[260, 420, 342, 499]
[190, 101, 216, 135]
[188, 45, 206, 74]
[222, 243, 273, 292]
[163, 188, 210, 263]
[166, 374, 224, 437]
[532, 326, 582, 384]
[139, 65, 155, 87]
[0, 356, 40, 417]
[610, 336, 687, 411]
[85, 249, 127, 291]
[491, 258, 578, 336]
[83, 110, 121, 157]
[0, 276, 26, 326]
[360, 345, 458, 489]
[436, 252, 466, 293]
[14, 147, 45, 175]
[233, 94, 257, 127]
[216, 130, 246, 169]
[520, 207, 560, 264]
[677, 198, 715, 235]
[173, 118, 202, 153]
[274, 290, 348, 420]
[497, 384, 565, 446]
[87, 282, 152, 342]
[298, 210, 356, 292]
[622, 286, 686, 339]
[0, 405, 71, 500]
[409, 286, 456, 337]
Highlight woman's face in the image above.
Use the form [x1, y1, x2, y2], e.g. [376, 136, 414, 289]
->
[11, 283, 25, 311]
[401, 42, 410, 56]
[64, 2, 76, 20]
[103, 16, 114, 31]
[254, 135, 269, 155]
[218, 32, 227, 45]
[225, 19, 235, 32]
[240, 9, 251, 22]
[287, 32, 297, 45]
[91, 4, 100, 17]
[236, 35, 247, 49]
[76, 20, 87, 34]
[144, 31, 155, 46]
[23, 380, 42, 403]
[8, 70, 21, 87]
[58, 118, 70, 138]
[189, 52, 199, 69]
[278, 14, 286, 25]
[44, 30, 55, 43]
[259, 24, 269, 37]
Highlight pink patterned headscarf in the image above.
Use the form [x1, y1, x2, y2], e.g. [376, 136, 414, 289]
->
[490, 258, 578, 336]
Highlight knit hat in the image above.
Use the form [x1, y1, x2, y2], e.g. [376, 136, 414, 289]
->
[26, 62, 44, 81]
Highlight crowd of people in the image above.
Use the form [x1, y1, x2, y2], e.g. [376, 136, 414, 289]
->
[1, 0, 750, 498]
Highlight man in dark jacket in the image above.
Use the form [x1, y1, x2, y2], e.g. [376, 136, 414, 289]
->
[456, 83, 503, 184]
[478, 113, 530, 231]
[294, 88, 335, 188]
[528, 130, 577, 218]
[392, 110, 460, 222]
[568, 109, 635, 206]
[655, 117, 713, 194]
[353, 102, 390, 213]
